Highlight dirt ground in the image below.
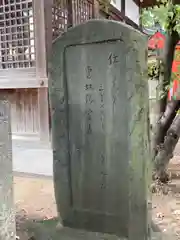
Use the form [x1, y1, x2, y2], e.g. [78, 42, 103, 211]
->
[151, 157, 180, 239]
[14, 173, 57, 239]
[14, 158, 180, 239]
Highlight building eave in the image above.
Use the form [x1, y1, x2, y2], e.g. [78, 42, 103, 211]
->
[105, 4, 143, 32]
[133, 0, 180, 8]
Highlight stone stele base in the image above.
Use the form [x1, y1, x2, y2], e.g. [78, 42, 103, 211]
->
[24, 219, 167, 240]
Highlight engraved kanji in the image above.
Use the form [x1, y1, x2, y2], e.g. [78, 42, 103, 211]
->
[86, 66, 92, 79]
[85, 84, 93, 90]
[108, 53, 119, 65]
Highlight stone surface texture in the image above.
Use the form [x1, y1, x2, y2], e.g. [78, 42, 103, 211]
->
[0, 99, 16, 239]
[49, 20, 150, 239]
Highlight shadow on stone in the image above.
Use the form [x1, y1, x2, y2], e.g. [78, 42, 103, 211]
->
[16, 216, 167, 240]
[16, 217, 124, 240]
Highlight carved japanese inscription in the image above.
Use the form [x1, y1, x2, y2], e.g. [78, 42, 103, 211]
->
[65, 42, 129, 219]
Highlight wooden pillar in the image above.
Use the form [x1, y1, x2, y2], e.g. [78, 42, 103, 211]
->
[93, 0, 100, 18]
[139, 5, 142, 27]
[121, 0, 125, 14]
[33, 0, 49, 142]
[44, 0, 53, 57]
[37, 87, 49, 142]
[67, 0, 73, 27]
[44, 0, 53, 141]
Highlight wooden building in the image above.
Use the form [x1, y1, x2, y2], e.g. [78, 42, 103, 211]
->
[0, 0, 48, 140]
[0, 0, 154, 141]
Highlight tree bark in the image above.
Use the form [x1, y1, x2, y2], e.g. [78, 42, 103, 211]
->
[154, 112, 180, 182]
[152, 24, 179, 180]
[158, 31, 179, 112]
[153, 100, 180, 157]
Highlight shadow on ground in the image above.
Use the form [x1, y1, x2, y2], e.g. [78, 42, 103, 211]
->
[16, 213, 169, 240]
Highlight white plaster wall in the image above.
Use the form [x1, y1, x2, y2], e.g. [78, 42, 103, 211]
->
[111, 0, 121, 11]
[125, 0, 139, 25]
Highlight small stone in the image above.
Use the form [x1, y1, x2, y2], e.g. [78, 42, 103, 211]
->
[156, 212, 164, 219]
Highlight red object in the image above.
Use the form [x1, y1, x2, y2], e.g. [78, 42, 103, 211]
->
[148, 32, 165, 49]
[168, 80, 179, 100]
[148, 32, 180, 49]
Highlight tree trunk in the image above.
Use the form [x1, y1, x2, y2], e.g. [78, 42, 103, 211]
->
[153, 32, 179, 157]
[152, 23, 179, 180]
[154, 112, 180, 182]
[153, 100, 180, 157]
[158, 31, 179, 112]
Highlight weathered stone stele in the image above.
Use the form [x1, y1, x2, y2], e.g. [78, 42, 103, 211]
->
[49, 20, 151, 239]
[0, 98, 16, 240]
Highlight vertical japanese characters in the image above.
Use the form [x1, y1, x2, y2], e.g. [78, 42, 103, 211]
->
[98, 84, 106, 189]
[83, 52, 120, 190]
[84, 66, 94, 135]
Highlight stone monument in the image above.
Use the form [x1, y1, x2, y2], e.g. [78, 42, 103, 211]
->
[49, 20, 151, 239]
[0, 99, 16, 240]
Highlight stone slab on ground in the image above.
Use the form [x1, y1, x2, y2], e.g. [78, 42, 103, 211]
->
[12, 138, 53, 176]
[50, 19, 150, 238]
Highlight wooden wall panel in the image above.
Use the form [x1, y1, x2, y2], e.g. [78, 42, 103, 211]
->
[1, 89, 39, 135]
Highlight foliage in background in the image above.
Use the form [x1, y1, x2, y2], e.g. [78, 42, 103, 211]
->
[148, 49, 180, 82]
[98, 0, 110, 13]
[141, 5, 168, 28]
[141, 1, 180, 33]
[148, 57, 159, 79]
[143, 0, 180, 84]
